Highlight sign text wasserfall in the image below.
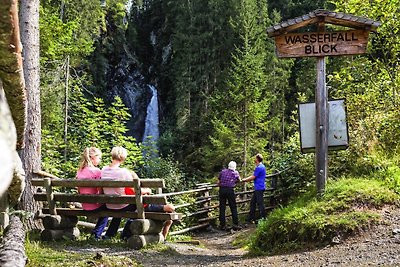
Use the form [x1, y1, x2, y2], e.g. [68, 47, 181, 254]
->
[274, 30, 369, 58]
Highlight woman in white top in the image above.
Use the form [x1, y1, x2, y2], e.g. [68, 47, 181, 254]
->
[101, 146, 136, 239]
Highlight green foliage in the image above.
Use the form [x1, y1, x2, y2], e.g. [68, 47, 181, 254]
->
[269, 134, 314, 203]
[328, 0, 400, 157]
[138, 154, 188, 192]
[205, 0, 282, 175]
[42, 84, 143, 177]
[249, 176, 399, 255]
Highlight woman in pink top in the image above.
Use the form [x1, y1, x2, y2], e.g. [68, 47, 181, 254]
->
[101, 146, 137, 239]
[76, 147, 108, 240]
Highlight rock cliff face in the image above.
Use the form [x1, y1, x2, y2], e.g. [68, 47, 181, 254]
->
[105, 57, 153, 142]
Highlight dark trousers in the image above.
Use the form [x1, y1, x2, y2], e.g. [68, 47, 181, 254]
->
[247, 189, 266, 222]
[105, 204, 136, 238]
[88, 204, 109, 239]
[219, 187, 239, 227]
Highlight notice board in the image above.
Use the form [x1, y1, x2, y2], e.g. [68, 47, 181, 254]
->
[298, 99, 349, 153]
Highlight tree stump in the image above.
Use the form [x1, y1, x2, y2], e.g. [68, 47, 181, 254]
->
[130, 219, 163, 235]
[40, 227, 80, 241]
[127, 233, 164, 250]
[42, 215, 78, 229]
[40, 215, 79, 241]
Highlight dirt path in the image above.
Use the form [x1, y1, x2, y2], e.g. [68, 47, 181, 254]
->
[66, 206, 400, 266]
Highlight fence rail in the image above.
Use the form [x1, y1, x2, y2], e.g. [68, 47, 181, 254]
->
[169, 172, 281, 235]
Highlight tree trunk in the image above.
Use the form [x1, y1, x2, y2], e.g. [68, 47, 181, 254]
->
[0, 0, 26, 149]
[19, 0, 42, 230]
[63, 56, 69, 162]
[0, 215, 27, 267]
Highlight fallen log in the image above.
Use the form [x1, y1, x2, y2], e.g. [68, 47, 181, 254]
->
[0, 215, 26, 267]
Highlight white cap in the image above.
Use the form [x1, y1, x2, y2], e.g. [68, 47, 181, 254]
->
[228, 161, 237, 171]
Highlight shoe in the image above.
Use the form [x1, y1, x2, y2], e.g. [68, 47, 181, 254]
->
[102, 235, 112, 240]
[232, 225, 242, 231]
[219, 225, 227, 231]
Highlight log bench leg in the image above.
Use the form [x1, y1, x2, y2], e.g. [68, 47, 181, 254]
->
[127, 219, 164, 250]
[40, 215, 80, 241]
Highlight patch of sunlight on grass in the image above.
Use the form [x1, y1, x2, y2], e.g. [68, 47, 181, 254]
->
[25, 239, 139, 267]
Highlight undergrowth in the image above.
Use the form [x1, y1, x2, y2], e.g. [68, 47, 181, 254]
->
[248, 166, 400, 255]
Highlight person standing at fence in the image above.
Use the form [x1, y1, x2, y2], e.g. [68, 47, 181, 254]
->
[242, 153, 266, 223]
[218, 161, 241, 231]
[76, 147, 109, 241]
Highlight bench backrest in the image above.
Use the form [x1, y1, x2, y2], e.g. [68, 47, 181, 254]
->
[32, 178, 166, 219]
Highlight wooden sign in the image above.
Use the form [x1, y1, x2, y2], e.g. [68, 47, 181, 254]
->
[274, 30, 370, 58]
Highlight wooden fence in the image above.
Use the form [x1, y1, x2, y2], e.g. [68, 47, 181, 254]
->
[168, 172, 281, 235]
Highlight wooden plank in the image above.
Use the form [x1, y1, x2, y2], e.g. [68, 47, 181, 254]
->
[41, 208, 182, 220]
[44, 178, 56, 215]
[133, 178, 145, 219]
[32, 178, 165, 188]
[34, 193, 167, 205]
[33, 170, 59, 179]
[169, 222, 209, 236]
[275, 29, 370, 58]
[161, 187, 209, 197]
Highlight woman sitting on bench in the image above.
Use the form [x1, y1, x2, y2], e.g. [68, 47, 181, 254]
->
[101, 146, 138, 240]
[101, 146, 175, 240]
[76, 147, 109, 241]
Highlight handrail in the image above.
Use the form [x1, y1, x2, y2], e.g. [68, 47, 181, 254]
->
[31, 178, 165, 188]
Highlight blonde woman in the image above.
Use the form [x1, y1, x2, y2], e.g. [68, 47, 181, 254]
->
[101, 146, 175, 240]
[101, 146, 137, 239]
[76, 147, 108, 240]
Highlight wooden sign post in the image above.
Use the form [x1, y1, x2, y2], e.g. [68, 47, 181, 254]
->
[267, 10, 380, 194]
[315, 22, 328, 193]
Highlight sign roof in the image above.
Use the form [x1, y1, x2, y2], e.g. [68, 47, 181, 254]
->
[267, 9, 381, 37]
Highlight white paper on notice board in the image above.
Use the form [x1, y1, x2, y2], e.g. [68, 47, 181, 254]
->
[298, 99, 348, 152]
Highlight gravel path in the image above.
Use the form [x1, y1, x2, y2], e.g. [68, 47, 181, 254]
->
[66, 206, 400, 266]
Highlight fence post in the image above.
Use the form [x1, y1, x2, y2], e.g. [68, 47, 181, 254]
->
[270, 173, 278, 206]
[196, 183, 211, 226]
[133, 178, 145, 219]
[44, 178, 56, 215]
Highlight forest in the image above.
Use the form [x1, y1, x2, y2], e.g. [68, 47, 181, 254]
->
[38, 0, 399, 201]
[0, 0, 399, 265]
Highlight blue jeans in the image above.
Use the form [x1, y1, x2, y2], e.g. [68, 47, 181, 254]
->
[104, 204, 136, 238]
[87, 204, 109, 239]
[247, 190, 266, 222]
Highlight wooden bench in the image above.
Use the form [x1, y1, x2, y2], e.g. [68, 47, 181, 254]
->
[32, 177, 182, 249]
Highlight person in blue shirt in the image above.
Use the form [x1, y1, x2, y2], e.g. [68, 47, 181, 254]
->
[242, 153, 266, 223]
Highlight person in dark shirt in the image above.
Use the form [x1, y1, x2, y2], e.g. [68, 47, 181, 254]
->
[218, 161, 241, 230]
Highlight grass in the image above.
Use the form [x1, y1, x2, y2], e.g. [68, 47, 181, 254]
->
[25, 232, 140, 267]
[247, 167, 400, 255]
[25, 230, 191, 266]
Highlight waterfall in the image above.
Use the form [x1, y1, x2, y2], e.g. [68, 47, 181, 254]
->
[142, 85, 159, 152]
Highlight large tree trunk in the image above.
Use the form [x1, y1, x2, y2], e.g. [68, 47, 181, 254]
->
[19, 0, 42, 230]
[0, 0, 26, 150]
[0, 215, 27, 267]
